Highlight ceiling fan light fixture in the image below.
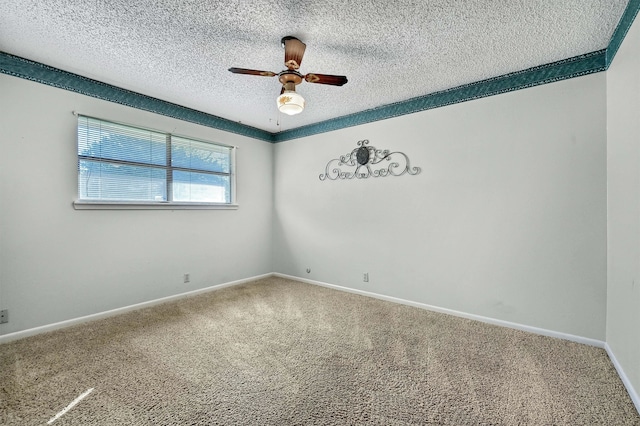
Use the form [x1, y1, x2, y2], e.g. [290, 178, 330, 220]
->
[229, 36, 347, 116]
[277, 90, 305, 115]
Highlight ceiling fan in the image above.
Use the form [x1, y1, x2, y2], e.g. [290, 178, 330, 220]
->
[228, 36, 348, 116]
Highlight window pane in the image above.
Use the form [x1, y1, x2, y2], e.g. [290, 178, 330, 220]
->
[79, 160, 166, 201]
[172, 170, 230, 203]
[78, 116, 166, 166]
[171, 136, 230, 173]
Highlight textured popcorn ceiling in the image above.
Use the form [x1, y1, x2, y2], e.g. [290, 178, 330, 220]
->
[0, 0, 629, 133]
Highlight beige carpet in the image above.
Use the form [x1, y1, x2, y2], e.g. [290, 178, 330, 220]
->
[1, 276, 638, 425]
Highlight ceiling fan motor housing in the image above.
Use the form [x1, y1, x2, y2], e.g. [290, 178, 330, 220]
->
[279, 71, 303, 89]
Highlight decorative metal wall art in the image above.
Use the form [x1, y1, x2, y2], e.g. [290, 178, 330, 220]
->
[319, 140, 421, 181]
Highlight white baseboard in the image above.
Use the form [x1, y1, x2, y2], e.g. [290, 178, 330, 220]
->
[0, 273, 274, 344]
[605, 343, 640, 414]
[274, 273, 606, 348]
[2, 271, 606, 350]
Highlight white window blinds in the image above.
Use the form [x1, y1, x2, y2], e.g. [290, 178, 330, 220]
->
[77, 115, 234, 204]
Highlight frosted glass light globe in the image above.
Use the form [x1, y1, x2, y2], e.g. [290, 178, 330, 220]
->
[277, 90, 305, 115]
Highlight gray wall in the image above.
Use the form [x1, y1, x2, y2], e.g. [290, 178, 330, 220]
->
[607, 11, 640, 407]
[273, 73, 608, 340]
[0, 74, 274, 334]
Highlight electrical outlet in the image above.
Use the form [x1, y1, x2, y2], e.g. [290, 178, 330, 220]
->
[0, 310, 8, 324]
[363, 273, 369, 283]
[184, 273, 190, 283]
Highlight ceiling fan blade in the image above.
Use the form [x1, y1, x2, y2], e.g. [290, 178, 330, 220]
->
[283, 36, 306, 70]
[228, 67, 277, 77]
[304, 73, 348, 86]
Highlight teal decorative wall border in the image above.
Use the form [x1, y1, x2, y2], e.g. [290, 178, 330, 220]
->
[607, 0, 640, 67]
[0, 0, 638, 143]
[0, 53, 273, 142]
[273, 51, 606, 142]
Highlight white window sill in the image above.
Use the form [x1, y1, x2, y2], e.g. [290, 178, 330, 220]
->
[73, 201, 239, 210]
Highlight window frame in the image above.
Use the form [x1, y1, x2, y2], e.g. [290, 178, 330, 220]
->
[73, 114, 238, 210]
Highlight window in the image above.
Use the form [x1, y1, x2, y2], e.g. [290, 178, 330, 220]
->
[75, 115, 236, 209]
